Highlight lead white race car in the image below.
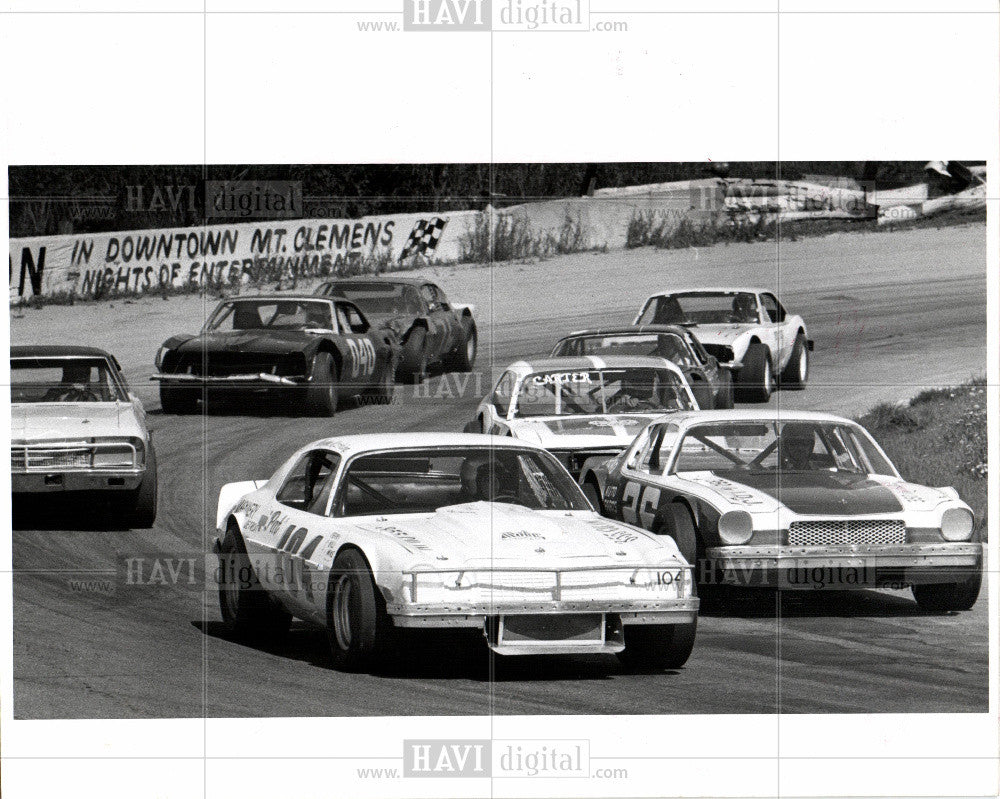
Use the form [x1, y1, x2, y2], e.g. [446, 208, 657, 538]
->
[214, 433, 699, 671]
[633, 287, 813, 402]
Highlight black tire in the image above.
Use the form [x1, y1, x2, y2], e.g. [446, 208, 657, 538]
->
[218, 523, 292, 643]
[305, 351, 338, 416]
[655, 504, 698, 566]
[445, 323, 477, 372]
[127, 444, 158, 528]
[912, 560, 983, 612]
[367, 361, 395, 405]
[401, 327, 429, 382]
[617, 617, 697, 671]
[159, 384, 199, 414]
[689, 377, 714, 410]
[780, 332, 809, 389]
[327, 548, 396, 671]
[715, 369, 735, 409]
[736, 342, 772, 403]
[582, 481, 603, 513]
[462, 418, 482, 433]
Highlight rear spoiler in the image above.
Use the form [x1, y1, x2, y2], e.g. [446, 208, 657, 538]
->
[215, 480, 267, 530]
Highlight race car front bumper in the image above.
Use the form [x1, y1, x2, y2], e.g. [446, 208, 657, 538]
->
[386, 563, 699, 654]
[703, 542, 983, 588]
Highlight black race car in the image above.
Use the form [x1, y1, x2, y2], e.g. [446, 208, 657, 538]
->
[551, 324, 736, 409]
[314, 278, 476, 380]
[152, 295, 398, 416]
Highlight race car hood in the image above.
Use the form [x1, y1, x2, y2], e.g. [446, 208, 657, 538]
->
[687, 324, 752, 348]
[175, 330, 319, 357]
[11, 402, 142, 442]
[677, 470, 947, 516]
[506, 414, 661, 450]
[356, 502, 681, 566]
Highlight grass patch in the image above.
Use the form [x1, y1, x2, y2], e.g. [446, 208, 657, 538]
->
[458, 210, 604, 263]
[856, 377, 987, 538]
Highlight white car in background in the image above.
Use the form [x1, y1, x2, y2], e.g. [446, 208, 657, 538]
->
[214, 433, 699, 672]
[634, 287, 813, 402]
[464, 355, 699, 487]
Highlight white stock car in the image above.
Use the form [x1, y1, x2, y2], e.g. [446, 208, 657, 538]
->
[633, 287, 813, 403]
[214, 433, 699, 672]
[464, 356, 699, 486]
[583, 411, 983, 611]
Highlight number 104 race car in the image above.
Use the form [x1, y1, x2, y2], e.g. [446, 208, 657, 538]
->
[214, 433, 698, 672]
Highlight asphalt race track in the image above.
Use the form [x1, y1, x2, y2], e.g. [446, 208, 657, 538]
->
[10, 225, 989, 718]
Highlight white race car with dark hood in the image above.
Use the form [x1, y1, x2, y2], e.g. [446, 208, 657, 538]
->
[583, 410, 982, 611]
[634, 287, 813, 403]
[464, 356, 699, 484]
[214, 433, 699, 671]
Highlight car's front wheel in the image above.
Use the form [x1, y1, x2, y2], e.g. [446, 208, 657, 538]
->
[305, 351, 338, 416]
[401, 328, 429, 382]
[780, 332, 809, 390]
[327, 548, 396, 671]
[218, 524, 291, 642]
[126, 444, 158, 528]
[617, 618, 697, 671]
[912, 561, 983, 612]
[736, 342, 772, 403]
[445, 323, 477, 372]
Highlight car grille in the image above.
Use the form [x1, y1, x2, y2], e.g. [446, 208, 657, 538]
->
[11, 447, 90, 470]
[172, 352, 306, 378]
[787, 519, 907, 546]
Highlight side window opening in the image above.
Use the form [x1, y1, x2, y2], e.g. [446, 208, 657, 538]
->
[276, 451, 341, 514]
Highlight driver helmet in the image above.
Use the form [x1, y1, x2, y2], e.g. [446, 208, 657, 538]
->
[62, 362, 92, 386]
[778, 423, 816, 466]
[731, 293, 757, 322]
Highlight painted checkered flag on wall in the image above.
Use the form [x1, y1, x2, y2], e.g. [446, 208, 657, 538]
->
[399, 217, 448, 260]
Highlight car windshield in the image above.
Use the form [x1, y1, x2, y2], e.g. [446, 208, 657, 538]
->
[323, 282, 421, 315]
[339, 447, 589, 516]
[554, 334, 696, 368]
[206, 299, 333, 332]
[514, 367, 694, 418]
[672, 420, 897, 476]
[11, 357, 126, 403]
[638, 292, 758, 325]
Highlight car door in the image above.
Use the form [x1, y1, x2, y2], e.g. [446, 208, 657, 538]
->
[758, 293, 789, 367]
[266, 449, 342, 617]
[612, 422, 681, 530]
[430, 283, 463, 352]
[335, 301, 378, 388]
[420, 283, 450, 358]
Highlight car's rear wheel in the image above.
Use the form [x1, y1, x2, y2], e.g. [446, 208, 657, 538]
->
[736, 342, 772, 403]
[582, 481, 603, 513]
[401, 328, 429, 382]
[367, 362, 395, 405]
[159, 384, 199, 414]
[617, 617, 697, 671]
[126, 444, 158, 529]
[655, 504, 698, 566]
[218, 523, 291, 642]
[716, 369, 735, 409]
[327, 548, 396, 671]
[445, 323, 477, 372]
[305, 351, 338, 416]
[780, 332, 809, 389]
[912, 560, 983, 612]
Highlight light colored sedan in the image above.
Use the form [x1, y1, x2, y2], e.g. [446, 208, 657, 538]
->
[11, 345, 157, 527]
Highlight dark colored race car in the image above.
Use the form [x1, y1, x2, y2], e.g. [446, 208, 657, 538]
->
[314, 278, 477, 380]
[152, 295, 398, 416]
[551, 325, 736, 409]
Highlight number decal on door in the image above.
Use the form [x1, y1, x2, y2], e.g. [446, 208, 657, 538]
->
[621, 481, 641, 524]
[639, 487, 661, 529]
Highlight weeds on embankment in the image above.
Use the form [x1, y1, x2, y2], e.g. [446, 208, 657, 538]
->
[857, 377, 987, 539]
